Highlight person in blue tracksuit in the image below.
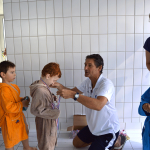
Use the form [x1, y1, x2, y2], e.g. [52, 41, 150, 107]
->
[138, 87, 150, 150]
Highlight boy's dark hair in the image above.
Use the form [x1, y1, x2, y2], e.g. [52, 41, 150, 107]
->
[0, 61, 15, 78]
[86, 54, 104, 73]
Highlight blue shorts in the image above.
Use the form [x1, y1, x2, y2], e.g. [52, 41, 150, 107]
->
[77, 125, 119, 150]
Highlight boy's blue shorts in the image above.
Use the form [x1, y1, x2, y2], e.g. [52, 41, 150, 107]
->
[77, 125, 119, 150]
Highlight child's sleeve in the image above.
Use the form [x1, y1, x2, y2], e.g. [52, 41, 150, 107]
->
[30, 90, 60, 120]
[0, 87, 23, 113]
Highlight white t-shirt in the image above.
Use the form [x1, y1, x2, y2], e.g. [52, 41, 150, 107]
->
[77, 74, 120, 137]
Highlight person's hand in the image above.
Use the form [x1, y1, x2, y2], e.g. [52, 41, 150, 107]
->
[143, 103, 150, 113]
[22, 100, 30, 107]
[57, 89, 76, 99]
[50, 82, 64, 91]
[52, 94, 58, 102]
[21, 96, 30, 102]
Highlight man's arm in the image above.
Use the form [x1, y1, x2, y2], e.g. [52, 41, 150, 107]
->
[146, 50, 150, 71]
[57, 89, 108, 111]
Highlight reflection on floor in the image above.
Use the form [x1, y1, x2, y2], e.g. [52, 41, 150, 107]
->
[0, 130, 142, 150]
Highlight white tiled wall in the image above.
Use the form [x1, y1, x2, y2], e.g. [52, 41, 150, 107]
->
[3, 0, 150, 131]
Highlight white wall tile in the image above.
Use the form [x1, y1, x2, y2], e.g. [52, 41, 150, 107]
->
[126, 34, 134, 51]
[134, 69, 142, 85]
[54, 0, 62, 17]
[15, 55, 23, 70]
[29, 19, 38, 36]
[90, 17, 98, 34]
[108, 35, 116, 51]
[32, 71, 40, 82]
[29, 2, 37, 19]
[3, 3, 12, 20]
[6, 38, 14, 55]
[47, 53, 56, 63]
[133, 86, 141, 102]
[37, 1, 45, 18]
[65, 53, 73, 69]
[134, 52, 142, 68]
[39, 54, 47, 71]
[116, 87, 124, 102]
[74, 70, 82, 87]
[99, 35, 107, 51]
[117, 70, 124, 86]
[72, 0, 80, 16]
[100, 52, 107, 69]
[108, 0, 116, 15]
[73, 53, 82, 69]
[90, 0, 98, 16]
[124, 103, 132, 118]
[125, 86, 133, 102]
[135, 0, 144, 15]
[21, 20, 29, 36]
[57, 70, 65, 85]
[30, 37, 38, 53]
[14, 38, 22, 54]
[108, 52, 116, 69]
[20, 2, 28, 19]
[46, 18, 54, 35]
[73, 35, 81, 52]
[55, 18, 63, 35]
[63, 0, 71, 17]
[16, 71, 24, 86]
[64, 35, 72, 52]
[82, 35, 90, 52]
[47, 36, 55, 53]
[108, 70, 116, 86]
[142, 69, 150, 85]
[126, 52, 134, 69]
[99, 16, 107, 34]
[126, 16, 134, 33]
[117, 52, 125, 69]
[108, 16, 116, 33]
[3, 0, 11, 2]
[135, 34, 143, 52]
[81, 0, 89, 16]
[135, 16, 143, 33]
[38, 36, 47, 53]
[7, 55, 16, 65]
[5, 21, 13, 38]
[12, 3, 20, 20]
[117, 34, 125, 51]
[75, 103, 82, 114]
[65, 70, 73, 87]
[81, 17, 90, 34]
[19, 87, 25, 98]
[103, 70, 107, 78]
[56, 53, 64, 69]
[91, 35, 98, 52]
[143, 51, 146, 69]
[59, 103, 66, 118]
[23, 54, 31, 70]
[116, 103, 124, 118]
[64, 18, 72, 35]
[31, 54, 40, 70]
[125, 70, 133, 86]
[117, 0, 125, 15]
[56, 36, 64, 52]
[24, 71, 32, 86]
[66, 103, 74, 119]
[46, 1, 54, 18]
[72, 17, 81, 35]
[132, 103, 140, 117]
[13, 20, 21, 37]
[144, 16, 150, 33]
[145, 0, 150, 15]
[117, 16, 125, 33]
[126, 0, 134, 15]
[99, 0, 107, 15]
[38, 19, 46, 36]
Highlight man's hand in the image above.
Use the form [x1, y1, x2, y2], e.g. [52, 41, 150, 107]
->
[52, 94, 58, 102]
[50, 82, 64, 91]
[57, 89, 76, 99]
[143, 103, 150, 113]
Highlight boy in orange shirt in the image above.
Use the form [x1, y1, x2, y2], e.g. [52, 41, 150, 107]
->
[0, 61, 37, 150]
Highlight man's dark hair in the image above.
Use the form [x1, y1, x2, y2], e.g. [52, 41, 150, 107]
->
[0, 61, 15, 78]
[86, 54, 104, 73]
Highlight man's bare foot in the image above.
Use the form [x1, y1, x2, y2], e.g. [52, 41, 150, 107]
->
[23, 147, 37, 150]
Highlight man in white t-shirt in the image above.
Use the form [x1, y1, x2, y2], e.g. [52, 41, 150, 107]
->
[52, 54, 120, 150]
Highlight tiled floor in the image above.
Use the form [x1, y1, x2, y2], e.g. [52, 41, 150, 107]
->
[0, 131, 142, 150]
